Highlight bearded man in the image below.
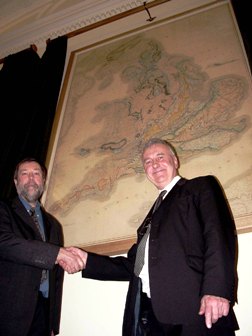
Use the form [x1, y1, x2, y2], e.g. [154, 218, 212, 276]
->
[0, 158, 84, 336]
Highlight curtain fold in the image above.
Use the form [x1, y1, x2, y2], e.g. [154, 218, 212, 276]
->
[0, 36, 67, 200]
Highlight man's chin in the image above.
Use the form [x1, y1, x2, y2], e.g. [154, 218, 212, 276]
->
[22, 191, 41, 203]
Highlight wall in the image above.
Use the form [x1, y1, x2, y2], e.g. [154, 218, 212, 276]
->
[59, 231, 252, 336]
[234, 232, 252, 336]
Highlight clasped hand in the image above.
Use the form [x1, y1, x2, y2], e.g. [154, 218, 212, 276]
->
[199, 294, 230, 328]
[56, 247, 87, 274]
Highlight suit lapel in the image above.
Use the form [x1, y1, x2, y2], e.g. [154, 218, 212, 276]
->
[137, 178, 187, 237]
[156, 177, 187, 211]
[151, 178, 187, 228]
[11, 197, 43, 240]
[40, 207, 50, 241]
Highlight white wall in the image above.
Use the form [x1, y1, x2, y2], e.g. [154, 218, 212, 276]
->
[234, 232, 252, 336]
[59, 264, 128, 336]
[59, 232, 252, 336]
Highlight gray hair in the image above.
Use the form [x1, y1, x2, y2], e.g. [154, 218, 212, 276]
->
[141, 138, 178, 159]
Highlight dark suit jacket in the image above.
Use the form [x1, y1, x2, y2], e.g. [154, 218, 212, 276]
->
[0, 196, 64, 336]
[82, 176, 239, 336]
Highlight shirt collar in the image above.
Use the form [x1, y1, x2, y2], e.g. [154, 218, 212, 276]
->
[159, 175, 181, 197]
[18, 195, 40, 212]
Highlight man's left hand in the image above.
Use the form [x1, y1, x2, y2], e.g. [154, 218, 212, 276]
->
[198, 295, 230, 329]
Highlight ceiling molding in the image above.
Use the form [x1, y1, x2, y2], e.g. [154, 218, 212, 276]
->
[0, 0, 222, 59]
[0, 0, 148, 59]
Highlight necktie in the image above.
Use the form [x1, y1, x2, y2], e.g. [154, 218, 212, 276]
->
[29, 208, 47, 283]
[29, 208, 45, 241]
[134, 190, 167, 276]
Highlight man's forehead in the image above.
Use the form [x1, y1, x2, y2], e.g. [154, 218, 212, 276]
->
[143, 144, 168, 155]
[18, 162, 42, 171]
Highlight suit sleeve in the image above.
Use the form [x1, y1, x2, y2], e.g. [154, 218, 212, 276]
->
[197, 176, 238, 303]
[0, 201, 60, 270]
[82, 243, 137, 281]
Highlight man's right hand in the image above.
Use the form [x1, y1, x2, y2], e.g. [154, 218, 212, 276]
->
[56, 247, 85, 274]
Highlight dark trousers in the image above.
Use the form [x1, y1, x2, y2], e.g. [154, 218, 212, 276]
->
[137, 293, 236, 336]
[28, 292, 50, 336]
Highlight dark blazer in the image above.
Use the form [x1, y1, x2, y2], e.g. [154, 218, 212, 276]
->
[0, 196, 64, 336]
[82, 176, 239, 335]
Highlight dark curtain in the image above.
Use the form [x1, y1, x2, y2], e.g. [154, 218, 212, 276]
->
[231, 0, 252, 72]
[0, 36, 67, 200]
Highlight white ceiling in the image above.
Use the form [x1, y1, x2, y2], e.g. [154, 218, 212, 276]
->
[0, 0, 222, 59]
[0, 0, 97, 30]
[0, 0, 145, 58]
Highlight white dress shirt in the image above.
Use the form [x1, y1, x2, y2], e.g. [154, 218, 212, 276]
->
[139, 175, 181, 297]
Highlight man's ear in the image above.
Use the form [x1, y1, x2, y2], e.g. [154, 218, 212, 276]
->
[174, 157, 180, 169]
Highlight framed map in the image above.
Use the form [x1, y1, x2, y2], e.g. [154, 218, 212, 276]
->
[44, 1, 252, 254]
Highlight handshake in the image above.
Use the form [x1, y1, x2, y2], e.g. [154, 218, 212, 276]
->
[56, 246, 87, 274]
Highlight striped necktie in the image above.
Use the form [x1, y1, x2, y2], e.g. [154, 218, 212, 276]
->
[29, 208, 45, 241]
[29, 208, 47, 283]
[134, 190, 167, 276]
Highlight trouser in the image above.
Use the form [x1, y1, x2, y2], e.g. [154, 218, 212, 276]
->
[28, 292, 50, 336]
[137, 293, 236, 336]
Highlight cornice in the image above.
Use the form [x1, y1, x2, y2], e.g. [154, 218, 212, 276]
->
[0, 0, 223, 60]
[0, 0, 146, 59]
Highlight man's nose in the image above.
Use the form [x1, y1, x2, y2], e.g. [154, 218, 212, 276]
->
[152, 160, 159, 168]
[28, 173, 35, 179]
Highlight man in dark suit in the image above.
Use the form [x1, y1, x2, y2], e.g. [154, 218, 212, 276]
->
[68, 138, 239, 335]
[0, 158, 85, 336]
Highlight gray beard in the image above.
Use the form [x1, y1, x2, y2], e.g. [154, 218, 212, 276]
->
[18, 184, 43, 203]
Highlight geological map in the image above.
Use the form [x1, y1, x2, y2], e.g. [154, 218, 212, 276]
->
[44, 4, 252, 249]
